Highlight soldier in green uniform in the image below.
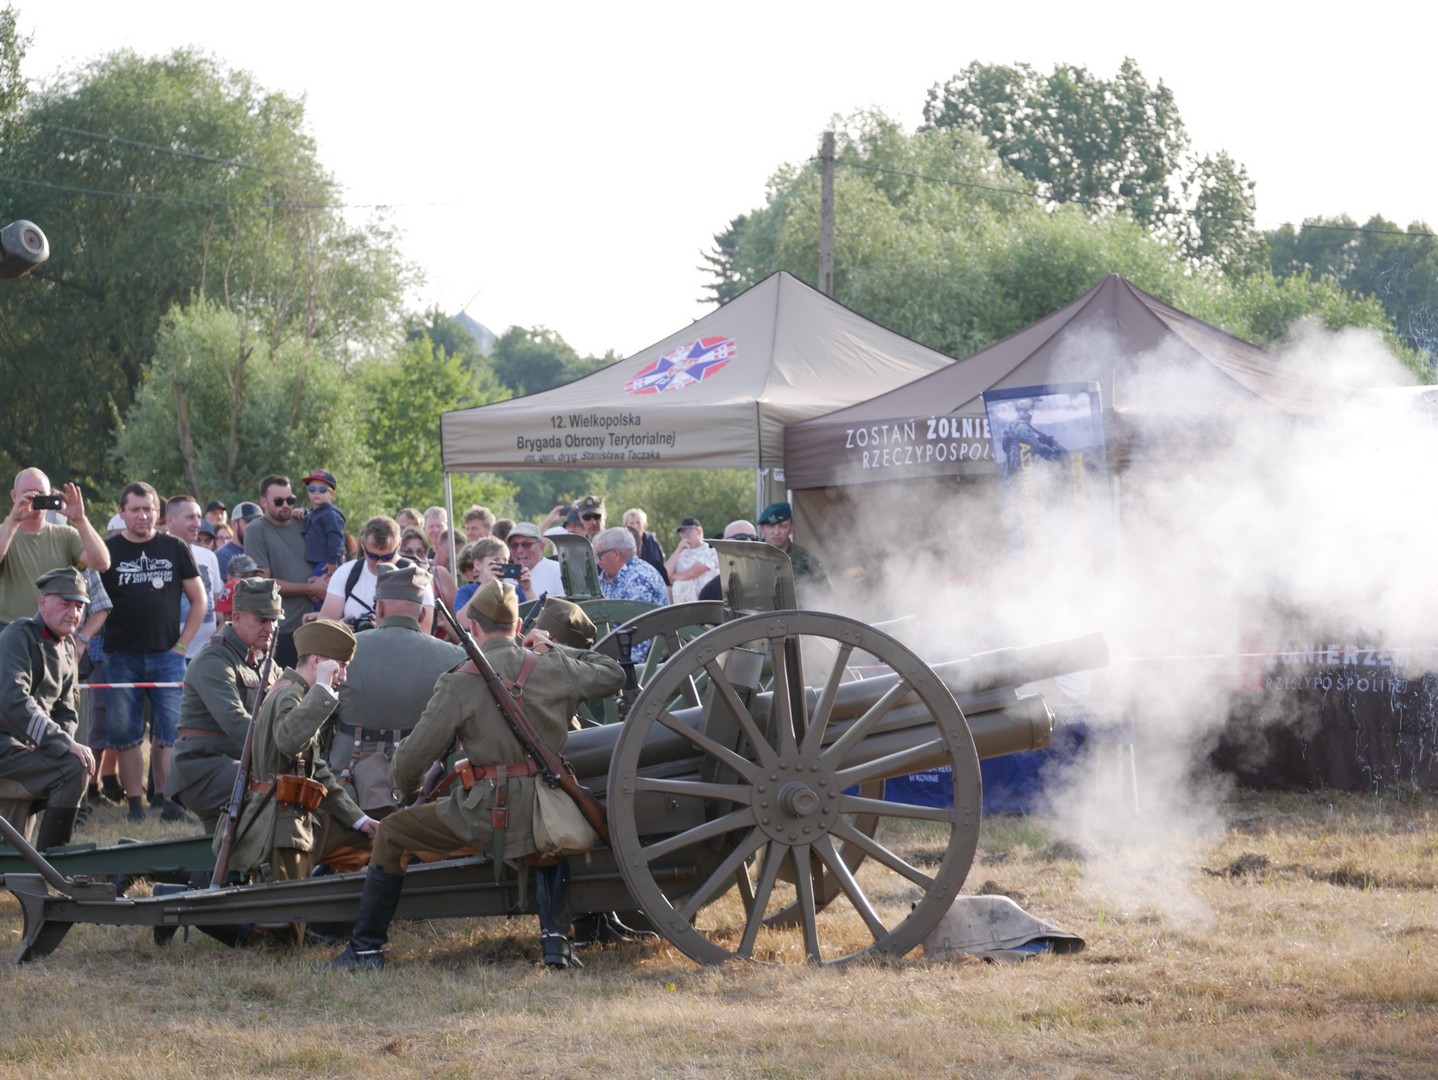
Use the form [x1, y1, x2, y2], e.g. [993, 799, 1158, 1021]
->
[0, 568, 96, 850]
[757, 501, 830, 593]
[329, 579, 624, 971]
[327, 564, 464, 820]
[168, 578, 283, 831]
[222, 619, 378, 904]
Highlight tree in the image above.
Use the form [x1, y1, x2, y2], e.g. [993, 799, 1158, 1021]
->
[487, 325, 602, 398]
[114, 299, 390, 518]
[0, 49, 408, 492]
[0, 5, 27, 129]
[605, 468, 756, 540]
[923, 59, 1264, 274]
[1268, 216, 1438, 374]
[361, 332, 515, 513]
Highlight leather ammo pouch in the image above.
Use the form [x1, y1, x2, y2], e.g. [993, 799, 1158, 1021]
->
[273, 773, 327, 813]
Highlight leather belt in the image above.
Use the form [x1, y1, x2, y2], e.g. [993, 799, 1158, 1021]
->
[247, 778, 273, 796]
[454, 756, 543, 789]
[337, 721, 404, 741]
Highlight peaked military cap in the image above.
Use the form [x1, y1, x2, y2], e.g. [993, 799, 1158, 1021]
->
[233, 577, 283, 620]
[35, 567, 88, 602]
[576, 494, 605, 514]
[465, 579, 519, 625]
[533, 596, 596, 649]
[375, 563, 430, 603]
[294, 618, 357, 662]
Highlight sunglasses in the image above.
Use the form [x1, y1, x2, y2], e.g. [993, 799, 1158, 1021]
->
[364, 548, 398, 563]
[581, 513, 603, 521]
[269, 496, 297, 506]
[401, 548, 428, 560]
[305, 484, 332, 493]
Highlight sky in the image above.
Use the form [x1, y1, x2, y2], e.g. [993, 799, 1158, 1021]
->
[16, 2, 1437, 359]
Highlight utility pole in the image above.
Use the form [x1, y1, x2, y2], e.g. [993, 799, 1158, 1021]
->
[818, 131, 834, 296]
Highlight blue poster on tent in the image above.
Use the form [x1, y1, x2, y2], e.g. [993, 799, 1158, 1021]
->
[982, 383, 1114, 577]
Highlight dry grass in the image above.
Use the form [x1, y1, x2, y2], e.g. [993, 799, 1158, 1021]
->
[1, 788, 1434, 1079]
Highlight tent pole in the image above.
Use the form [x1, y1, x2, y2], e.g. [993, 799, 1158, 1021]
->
[444, 472, 457, 573]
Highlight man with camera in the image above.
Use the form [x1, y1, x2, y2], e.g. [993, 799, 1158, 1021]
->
[0, 468, 111, 630]
[326, 564, 464, 824]
[316, 516, 435, 635]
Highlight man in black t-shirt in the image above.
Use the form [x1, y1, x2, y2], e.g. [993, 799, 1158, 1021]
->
[100, 481, 206, 822]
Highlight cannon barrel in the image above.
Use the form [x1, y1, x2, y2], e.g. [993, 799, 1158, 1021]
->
[565, 631, 1106, 787]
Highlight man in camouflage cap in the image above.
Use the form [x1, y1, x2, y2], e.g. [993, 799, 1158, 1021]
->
[327, 564, 464, 823]
[169, 578, 284, 831]
[0, 568, 96, 850]
[330, 579, 624, 971]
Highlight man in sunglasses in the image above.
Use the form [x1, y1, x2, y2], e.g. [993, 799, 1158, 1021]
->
[245, 475, 329, 668]
[575, 494, 606, 542]
[316, 516, 435, 635]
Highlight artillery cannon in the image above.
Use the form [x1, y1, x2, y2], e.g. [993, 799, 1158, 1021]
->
[3, 542, 1107, 966]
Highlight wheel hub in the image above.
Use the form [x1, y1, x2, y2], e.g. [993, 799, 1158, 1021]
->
[752, 755, 839, 844]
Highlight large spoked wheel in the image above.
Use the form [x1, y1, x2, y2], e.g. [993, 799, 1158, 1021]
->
[607, 610, 981, 965]
[586, 602, 727, 725]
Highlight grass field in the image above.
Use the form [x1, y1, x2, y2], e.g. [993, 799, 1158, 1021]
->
[1, 786, 1434, 1079]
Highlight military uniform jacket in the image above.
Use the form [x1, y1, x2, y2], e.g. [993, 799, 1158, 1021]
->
[222, 667, 364, 877]
[788, 541, 830, 591]
[393, 637, 623, 859]
[0, 615, 79, 758]
[171, 625, 267, 795]
[329, 615, 464, 810]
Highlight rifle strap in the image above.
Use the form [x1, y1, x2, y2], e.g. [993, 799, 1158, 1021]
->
[491, 764, 509, 882]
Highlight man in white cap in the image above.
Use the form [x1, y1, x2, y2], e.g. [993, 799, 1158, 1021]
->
[506, 522, 564, 600]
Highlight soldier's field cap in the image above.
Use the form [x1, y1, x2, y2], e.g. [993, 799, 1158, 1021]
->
[534, 596, 596, 649]
[36, 567, 88, 602]
[465, 579, 519, 624]
[294, 617, 356, 662]
[576, 494, 605, 514]
[375, 563, 430, 603]
[508, 522, 542, 541]
[233, 578, 283, 620]
[757, 501, 792, 526]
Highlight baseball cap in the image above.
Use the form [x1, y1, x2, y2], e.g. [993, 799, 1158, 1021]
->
[234, 501, 262, 522]
[204, 499, 227, 514]
[675, 516, 702, 533]
[302, 469, 337, 489]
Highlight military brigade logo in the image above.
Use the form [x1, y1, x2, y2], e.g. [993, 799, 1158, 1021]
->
[624, 336, 736, 395]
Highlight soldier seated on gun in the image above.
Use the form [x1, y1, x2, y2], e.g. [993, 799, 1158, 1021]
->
[168, 578, 282, 833]
[329, 579, 623, 972]
[0, 568, 97, 851]
[324, 565, 464, 837]
[221, 619, 379, 945]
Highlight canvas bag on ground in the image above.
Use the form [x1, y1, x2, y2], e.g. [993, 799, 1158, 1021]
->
[531, 780, 599, 857]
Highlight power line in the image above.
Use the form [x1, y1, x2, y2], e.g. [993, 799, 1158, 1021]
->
[0, 172, 390, 211]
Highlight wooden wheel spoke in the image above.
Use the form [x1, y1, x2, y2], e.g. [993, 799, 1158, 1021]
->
[701, 657, 777, 766]
[736, 841, 786, 958]
[832, 738, 946, 789]
[767, 635, 800, 757]
[789, 843, 822, 962]
[799, 642, 854, 757]
[639, 806, 754, 862]
[655, 710, 760, 781]
[634, 775, 753, 804]
[838, 793, 957, 824]
[818, 680, 913, 768]
[828, 818, 936, 889]
[677, 827, 768, 923]
[813, 834, 887, 939]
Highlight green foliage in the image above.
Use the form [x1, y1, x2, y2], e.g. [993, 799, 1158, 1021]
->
[113, 299, 389, 518]
[0, 5, 27, 127]
[1268, 216, 1438, 375]
[360, 332, 515, 513]
[0, 48, 408, 491]
[604, 468, 756, 540]
[488, 325, 602, 398]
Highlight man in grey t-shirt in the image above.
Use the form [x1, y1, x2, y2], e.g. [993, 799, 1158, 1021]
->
[243, 474, 327, 668]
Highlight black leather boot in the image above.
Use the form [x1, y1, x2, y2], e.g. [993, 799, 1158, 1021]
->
[572, 910, 661, 947]
[535, 859, 581, 970]
[33, 806, 78, 852]
[330, 866, 405, 970]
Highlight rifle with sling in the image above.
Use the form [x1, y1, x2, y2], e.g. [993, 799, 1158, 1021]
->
[433, 594, 611, 847]
[210, 650, 277, 888]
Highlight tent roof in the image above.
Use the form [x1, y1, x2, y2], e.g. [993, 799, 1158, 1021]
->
[784, 274, 1343, 489]
[440, 271, 955, 473]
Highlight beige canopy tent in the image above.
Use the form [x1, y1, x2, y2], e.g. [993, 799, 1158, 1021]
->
[439, 271, 955, 490]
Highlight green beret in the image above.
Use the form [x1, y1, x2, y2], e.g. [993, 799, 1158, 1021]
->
[232, 577, 283, 620]
[35, 567, 88, 602]
[294, 618, 357, 662]
[465, 579, 519, 625]
[375, 564, 430, 604]
[534, 597, 596, 649]
[757, 501, 792, 525]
